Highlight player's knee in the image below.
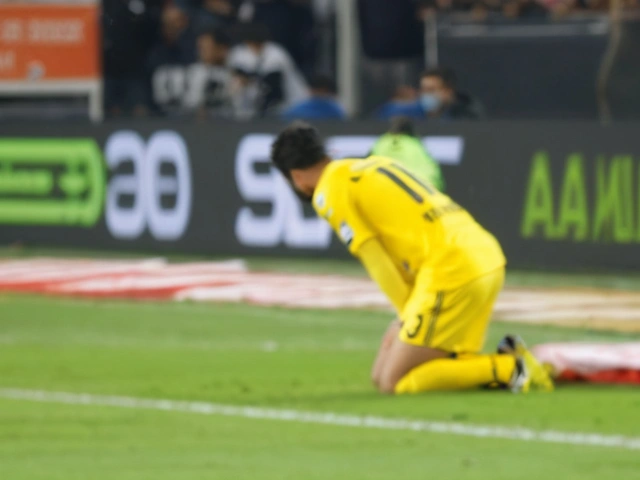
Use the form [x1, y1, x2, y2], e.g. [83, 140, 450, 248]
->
[371, 368, 381, 388]
[377, 381, 396, 395]
[377, 377, 398, 395]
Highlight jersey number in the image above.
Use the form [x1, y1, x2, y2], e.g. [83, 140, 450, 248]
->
[376, 164, 435, 204]
[405, 314, 424, 339]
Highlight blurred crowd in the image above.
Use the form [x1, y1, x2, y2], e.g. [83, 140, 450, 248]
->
[103, 0, 344, 120]
[102, 0, 635, 121]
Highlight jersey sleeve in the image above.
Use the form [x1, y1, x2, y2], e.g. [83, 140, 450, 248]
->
[313, 179, 376, 256]
[357, 238, 411, 313]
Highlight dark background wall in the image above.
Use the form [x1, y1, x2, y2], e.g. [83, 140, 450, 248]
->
[1, 120, 640, 272]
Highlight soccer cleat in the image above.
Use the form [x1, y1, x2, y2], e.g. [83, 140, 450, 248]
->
[496, 334, 517, 355]
[509, 357, 530, 393]
[497, 335, 555, 393]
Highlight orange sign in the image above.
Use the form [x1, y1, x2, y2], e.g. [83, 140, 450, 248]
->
[0, 4, 100, 82]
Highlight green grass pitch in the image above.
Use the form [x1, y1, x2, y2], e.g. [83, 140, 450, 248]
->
[1, 282, 640, 480]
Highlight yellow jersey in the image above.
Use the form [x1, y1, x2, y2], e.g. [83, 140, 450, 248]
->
[312, 157, 505, 292]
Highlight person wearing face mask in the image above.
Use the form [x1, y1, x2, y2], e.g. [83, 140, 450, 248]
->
[375, 67, 483, 121]
[419, 67, 484, 120]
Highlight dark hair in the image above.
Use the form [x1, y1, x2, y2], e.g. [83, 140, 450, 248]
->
[388, 116, 416, 137]
[421, 67, 457, 90]
[271, 122, 327, 175]
[309, 73, 337, 94]
[197, 26, 232, 47]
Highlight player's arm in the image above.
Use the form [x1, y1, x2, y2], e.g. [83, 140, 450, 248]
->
[314, 187, 410, 313]
[356, 238, 410, 314]
[313, 168, 409, 313]
[346, 165, 436, 313]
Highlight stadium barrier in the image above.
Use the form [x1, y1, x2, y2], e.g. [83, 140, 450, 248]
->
[1, 120, 639, 271]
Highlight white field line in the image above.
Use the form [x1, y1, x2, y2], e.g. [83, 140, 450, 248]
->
[0, 334, 372, 352]
[1, 388, 639, 451]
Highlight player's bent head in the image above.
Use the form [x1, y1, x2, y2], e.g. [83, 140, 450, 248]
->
[271, 122, 330, 202]
[271, 121, 328, 178]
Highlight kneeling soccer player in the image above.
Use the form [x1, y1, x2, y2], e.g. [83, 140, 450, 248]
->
[271, 122, 554, 395]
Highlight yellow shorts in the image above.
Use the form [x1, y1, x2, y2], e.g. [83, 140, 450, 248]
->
[399, 268, 505, 353]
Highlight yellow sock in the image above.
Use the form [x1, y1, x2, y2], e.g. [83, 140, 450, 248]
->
[394, 354, 516, 394]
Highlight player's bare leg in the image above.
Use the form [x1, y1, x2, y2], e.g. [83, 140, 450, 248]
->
[371, 320, 402, 388]
[373, 329, 554, 394]
[377, 336, 449, 394]
[377, 337, 523, 394]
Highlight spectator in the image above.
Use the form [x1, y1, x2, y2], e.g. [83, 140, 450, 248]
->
[282, 73, 346, 121]
[228, 22, 309, 118]
[376, 68, 483, 121]
[150, 4, 197, 66]
[419, 67, 484, 120]
[148, 5, 198, 114]
[182, 27, 234, 118]
[376, 85, 422, 120]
